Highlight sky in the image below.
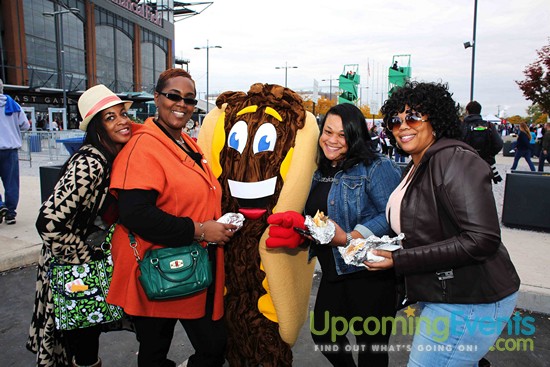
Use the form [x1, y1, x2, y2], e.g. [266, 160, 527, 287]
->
[174, 0, 549, 117]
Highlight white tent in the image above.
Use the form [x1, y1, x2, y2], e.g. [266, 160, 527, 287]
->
[483, 114, 502, 124]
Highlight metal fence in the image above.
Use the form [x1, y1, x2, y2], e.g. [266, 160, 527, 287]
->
[19, 130, 85, 166]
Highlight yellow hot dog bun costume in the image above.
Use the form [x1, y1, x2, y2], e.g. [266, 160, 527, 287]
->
[198, 83, 318, 366]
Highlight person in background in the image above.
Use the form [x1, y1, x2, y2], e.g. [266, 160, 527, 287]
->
[461, 101, 503, 183]
[0, 78, 30, 225]
[529, 125, 538, 157]
[538, 122, 550, 172]
[510, 122, 536, 171]
[392, 61, 399, 71]
[27, 85, 133, 367]
[107, 68, 236, 367]
[379, 128, 393, 160]
[370, 81, 520, 367]
[268, 103, 402, 366]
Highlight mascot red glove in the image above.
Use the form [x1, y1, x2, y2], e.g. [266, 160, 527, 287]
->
[266, 211, 306, 248]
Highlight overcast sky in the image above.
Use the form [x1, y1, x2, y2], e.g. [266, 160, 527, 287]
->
[174, 0, 549, 117]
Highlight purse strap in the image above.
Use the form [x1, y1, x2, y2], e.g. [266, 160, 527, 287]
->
[128, 232, 141, 263]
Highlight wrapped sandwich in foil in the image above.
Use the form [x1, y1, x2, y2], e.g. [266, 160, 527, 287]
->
[217, 212, 245, 231]
[304, 211, 336, 245]
[338, 233, 405, 266]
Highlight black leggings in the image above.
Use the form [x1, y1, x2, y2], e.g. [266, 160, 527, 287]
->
[311, 273, 396, 367]
[64, 325, 102, 365]
[133, 314, 227, 367]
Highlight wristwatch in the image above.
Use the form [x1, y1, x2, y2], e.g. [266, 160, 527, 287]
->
[345, 232, 353, 246]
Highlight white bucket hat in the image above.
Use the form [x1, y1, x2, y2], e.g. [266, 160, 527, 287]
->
[78, 84, 132, 131]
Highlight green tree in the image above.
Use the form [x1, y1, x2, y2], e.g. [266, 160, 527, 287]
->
[517, 39, 550, 114]
[526, 104, 544, 124]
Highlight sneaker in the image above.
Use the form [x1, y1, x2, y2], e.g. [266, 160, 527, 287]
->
[0, 206, 7, 224]
[5, 215, 16, 225]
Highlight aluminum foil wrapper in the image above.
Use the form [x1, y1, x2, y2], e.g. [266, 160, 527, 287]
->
[217, 212, 245, 232]
[304, 215, 336, 245]
[338, 233, 405, 266]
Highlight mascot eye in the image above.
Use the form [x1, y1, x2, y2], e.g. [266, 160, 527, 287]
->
[253, 123, 277, 154]
[228, 120, 249, 154]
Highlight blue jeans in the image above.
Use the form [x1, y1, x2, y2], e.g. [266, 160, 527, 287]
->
[408, 292, 518, 367]
[0, 149, 20, 217]
[394, 151, 406, 163]
[510, 149, 535, 171]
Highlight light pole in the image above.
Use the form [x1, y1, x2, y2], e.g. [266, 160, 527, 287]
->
[322, 77, 338, 104]
[194, 40, 222, 113]
[43, 7, 80, 130]
[360, 86, 369, 107]
[464, 0, 478, 101]
[275, 62, 298, 88]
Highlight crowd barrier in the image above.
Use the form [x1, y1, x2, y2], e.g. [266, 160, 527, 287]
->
[19, 130, 85, 166]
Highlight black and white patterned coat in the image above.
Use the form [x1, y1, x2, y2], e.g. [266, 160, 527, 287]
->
[26, 145, 110, 367]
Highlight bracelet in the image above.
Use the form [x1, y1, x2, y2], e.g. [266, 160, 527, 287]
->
[345, 232, 353, 246]
[197, 222, 205, 242]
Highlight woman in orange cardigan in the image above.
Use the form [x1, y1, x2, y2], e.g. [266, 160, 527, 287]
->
[107, 68, 236, 367]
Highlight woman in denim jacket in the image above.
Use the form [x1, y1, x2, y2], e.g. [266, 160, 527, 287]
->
[269, 104, 401, 366]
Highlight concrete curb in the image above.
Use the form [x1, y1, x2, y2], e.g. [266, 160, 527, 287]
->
[517, 285, 550, 315]
[0, 239, 40, 272]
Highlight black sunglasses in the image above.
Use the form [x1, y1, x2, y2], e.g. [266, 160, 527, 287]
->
[388, 112, 428, 131]
[157, 91, 198, 106]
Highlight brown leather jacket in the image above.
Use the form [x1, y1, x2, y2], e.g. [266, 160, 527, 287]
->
[392, 138, 520, 305]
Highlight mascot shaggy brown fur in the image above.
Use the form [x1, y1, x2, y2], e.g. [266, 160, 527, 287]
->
[198, 83, 318, 366]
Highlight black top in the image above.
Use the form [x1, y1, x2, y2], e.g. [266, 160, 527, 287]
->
[305, 165, 366, 282]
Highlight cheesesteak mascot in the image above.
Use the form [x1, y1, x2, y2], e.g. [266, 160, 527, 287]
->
[198, 83, 318, 366]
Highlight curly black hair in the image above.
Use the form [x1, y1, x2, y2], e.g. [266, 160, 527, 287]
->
[380, 81, 462, 156]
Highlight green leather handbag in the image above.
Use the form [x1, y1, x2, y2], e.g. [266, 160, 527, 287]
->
[129, 233, 212, 300]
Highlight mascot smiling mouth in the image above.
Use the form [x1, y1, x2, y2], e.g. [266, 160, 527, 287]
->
[227, 177, 277, 220]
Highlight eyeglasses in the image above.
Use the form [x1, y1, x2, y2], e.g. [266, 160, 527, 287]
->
[388, 112, 429, 131]
[157, 91, 198, 106]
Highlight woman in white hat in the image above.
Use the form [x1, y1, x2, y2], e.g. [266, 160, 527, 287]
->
[27, 84, 133, 367]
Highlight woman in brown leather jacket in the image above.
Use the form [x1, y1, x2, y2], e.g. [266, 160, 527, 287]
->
[368, 81, 520, 367]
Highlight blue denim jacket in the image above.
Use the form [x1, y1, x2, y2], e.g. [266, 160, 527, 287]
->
[309, 155, 402, 275]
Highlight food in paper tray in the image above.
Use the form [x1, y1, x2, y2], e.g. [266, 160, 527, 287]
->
[339, 233, 404, 266]
[304, 210, 336, 244]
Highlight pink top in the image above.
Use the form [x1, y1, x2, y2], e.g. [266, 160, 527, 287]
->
[386, 168, 415, 234]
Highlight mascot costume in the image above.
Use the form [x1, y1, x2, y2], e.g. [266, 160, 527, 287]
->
[198, 83, 318, 366]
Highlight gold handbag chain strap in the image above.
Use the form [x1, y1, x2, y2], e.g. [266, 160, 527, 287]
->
[128, 232, 141, 263]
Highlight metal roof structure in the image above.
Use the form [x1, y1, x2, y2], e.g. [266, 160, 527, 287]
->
[145, 1, 214, 21]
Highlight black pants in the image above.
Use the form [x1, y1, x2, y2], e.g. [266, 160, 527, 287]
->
[64, 325, 102, 365]
[133, 314, 226, 367]
[311, 273, 396, 367]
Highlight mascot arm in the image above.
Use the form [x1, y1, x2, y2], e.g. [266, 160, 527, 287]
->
[258, 111, 318, 346]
